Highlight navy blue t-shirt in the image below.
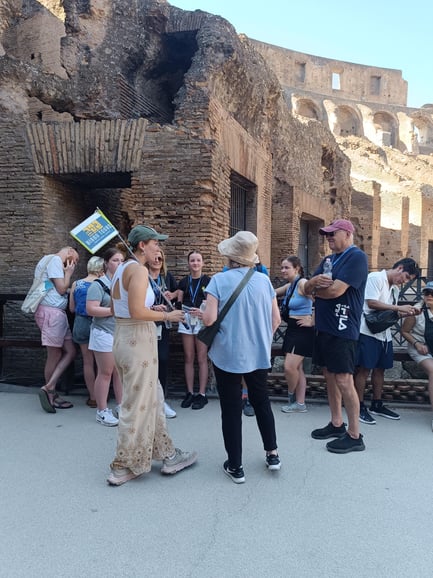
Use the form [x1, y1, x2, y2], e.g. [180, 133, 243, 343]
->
[314, 246, 368, 340]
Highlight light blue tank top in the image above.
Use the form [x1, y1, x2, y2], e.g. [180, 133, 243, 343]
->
[288, 280, 313, 316]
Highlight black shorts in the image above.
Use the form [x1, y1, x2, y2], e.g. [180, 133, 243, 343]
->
[282, 318, 314, 357]
[313, 330, 357, 374]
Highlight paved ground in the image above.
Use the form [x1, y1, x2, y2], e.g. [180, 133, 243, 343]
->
[1, 384, 433, 578]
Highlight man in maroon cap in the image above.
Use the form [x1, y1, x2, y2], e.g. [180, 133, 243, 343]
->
[304, 219, 368, 453]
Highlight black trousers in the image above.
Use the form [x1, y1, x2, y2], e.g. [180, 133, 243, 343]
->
[157, 326, 170, 393]
[213, 364, 278, 469]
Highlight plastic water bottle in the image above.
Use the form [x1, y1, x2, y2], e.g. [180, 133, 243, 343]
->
[323, 257, 333, 278]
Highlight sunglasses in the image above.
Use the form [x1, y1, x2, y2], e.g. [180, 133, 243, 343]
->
[423, 290, 433, 297]
[324, 231, 338, 237]
[156, 257, 163, 263]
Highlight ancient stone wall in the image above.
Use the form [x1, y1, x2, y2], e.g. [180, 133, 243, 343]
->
[251, 40, 408, 106]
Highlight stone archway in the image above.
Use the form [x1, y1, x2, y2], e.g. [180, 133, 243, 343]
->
[373, 111, 398, 147]
[294, 98, 321, 120]
[333, 105, 361, 137]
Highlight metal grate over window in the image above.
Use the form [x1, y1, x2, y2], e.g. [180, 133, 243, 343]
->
[230, 179, 247, 236]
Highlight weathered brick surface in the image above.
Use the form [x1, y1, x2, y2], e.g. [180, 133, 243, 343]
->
[0, 0, 431, 390]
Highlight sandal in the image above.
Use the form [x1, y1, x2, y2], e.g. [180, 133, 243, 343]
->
[52, 394, 74, 410]
[38, 387, 56, 414]
[86, 398, 97, 408]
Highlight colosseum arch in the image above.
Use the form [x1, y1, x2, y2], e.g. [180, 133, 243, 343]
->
[373, 111, 398, 148]
[292, 96, 321, 120]
[411, 113, 433, 152]
[333, 105, 362, 137]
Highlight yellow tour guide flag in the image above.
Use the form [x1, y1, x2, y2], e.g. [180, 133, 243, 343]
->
[70, 209, 119, 254]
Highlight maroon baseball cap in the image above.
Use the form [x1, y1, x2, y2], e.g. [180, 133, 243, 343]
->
[319, 219, 355, 235]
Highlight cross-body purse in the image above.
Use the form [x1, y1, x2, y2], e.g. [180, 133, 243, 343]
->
[197, 267, 255, 348]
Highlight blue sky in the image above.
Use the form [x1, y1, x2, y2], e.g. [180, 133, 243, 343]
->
[170, 0, 433, 108]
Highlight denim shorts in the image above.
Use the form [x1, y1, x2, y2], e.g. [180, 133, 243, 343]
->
[72, 315, 92, 345]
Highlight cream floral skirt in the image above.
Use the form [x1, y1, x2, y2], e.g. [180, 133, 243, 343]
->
[111, 318, 175, 475]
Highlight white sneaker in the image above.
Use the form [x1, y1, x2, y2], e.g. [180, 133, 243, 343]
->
[113, 404, 121, 419]
[164, 402, 176, 419]
[96, 408, 119, 427]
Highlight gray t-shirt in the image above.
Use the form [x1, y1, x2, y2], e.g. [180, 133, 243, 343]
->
[86, 275, 115, 335]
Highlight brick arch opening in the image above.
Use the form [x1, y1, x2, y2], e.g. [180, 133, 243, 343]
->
[373, 111, 398, 147]
[293, 98, 321, 120]
[333, 105, 361, 137]
[412, 114, 433, 152]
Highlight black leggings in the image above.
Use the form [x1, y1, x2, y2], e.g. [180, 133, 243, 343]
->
[213, 364, 278, 469]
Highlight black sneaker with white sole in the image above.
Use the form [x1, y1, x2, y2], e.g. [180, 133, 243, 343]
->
[370, 401, 400, 420]
[360, 405, 376, 425]
[265, 454, 281, 470]
[223, 460, 245, 484]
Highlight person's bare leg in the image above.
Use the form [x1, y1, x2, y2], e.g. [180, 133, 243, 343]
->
[80, 343, 96, 400]
[354, 366, 370, 403]
[182, 334, 196, 394]
[93, 351, 115, 411]
[44, 340, 76, 391]
[196, 338, 209, 395]
[335, 372, 360, 438]
[323, 368, 344, 426]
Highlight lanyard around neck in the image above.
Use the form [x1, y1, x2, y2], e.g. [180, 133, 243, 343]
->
[331, 245, 354, 268]
[189, 275, 202, 305]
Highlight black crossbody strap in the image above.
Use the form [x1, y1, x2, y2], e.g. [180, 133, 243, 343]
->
[95, 278, 111, 295]
[215, 267, 255, 325]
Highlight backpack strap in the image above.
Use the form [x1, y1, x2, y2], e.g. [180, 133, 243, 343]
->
[95, 278, 111, 295]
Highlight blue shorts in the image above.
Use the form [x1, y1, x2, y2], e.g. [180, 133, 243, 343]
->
[356, 333, 393, 370]
[313, 331, 357, 374]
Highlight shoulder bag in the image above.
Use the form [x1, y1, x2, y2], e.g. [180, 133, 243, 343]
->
[280, 277, 301, 323]
[197, 267, 255, 348]
[364, 287, 399, 334]
[21, 256, 55, 314]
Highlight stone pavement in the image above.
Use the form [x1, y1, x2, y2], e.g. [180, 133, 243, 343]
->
[1, 384, 433, 578]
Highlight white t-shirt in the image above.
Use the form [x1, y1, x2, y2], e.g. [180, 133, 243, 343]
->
[360, 269, 398, 341]
[36, 254, 68, 310]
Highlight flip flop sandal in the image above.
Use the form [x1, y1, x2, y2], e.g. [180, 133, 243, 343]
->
[38, 388, 56, 414]
[52, 395, 74, 410]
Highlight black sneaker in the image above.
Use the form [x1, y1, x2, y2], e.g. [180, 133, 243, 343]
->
[223, 460, 245, 484]
[242, 399, 255, 417]
[265, 454, 281, 471]
[311, 421, 347, 440]
[326, 432, 365, 454]
[181, 392, 194, 408]
[370, 402, 400, 420]
[191, 394, 208, 410]
[359, 405, 376, 425]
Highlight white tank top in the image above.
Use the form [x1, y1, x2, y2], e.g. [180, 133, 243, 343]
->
[112, 260, 155, 318]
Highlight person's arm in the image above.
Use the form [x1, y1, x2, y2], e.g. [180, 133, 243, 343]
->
[69, 282, 76, 313]
[271, 297, 281, 333]
[202, 294, 218, 326]
[275, 282, 289, 297]
[86, 298, 112, 318]
[401, 315, 429, 355]
[304, 276, 348, 299]
[128, 265, 184, 323]
[367, 299, 418, 317]
[51, 258, 76, 295]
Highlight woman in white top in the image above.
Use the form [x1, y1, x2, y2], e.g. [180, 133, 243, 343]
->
[107, 225, 197, 486]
